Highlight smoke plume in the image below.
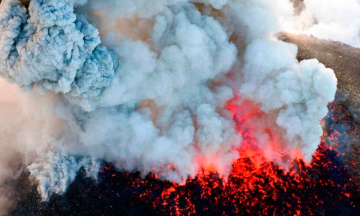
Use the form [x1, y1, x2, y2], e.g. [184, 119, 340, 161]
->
[288, 0, 360, 47]
[0, 0, 338, 213]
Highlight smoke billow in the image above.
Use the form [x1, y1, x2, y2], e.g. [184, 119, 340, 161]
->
[0, 0, 338, 213]
[287, 0, 360, 47]
[0, 78, 63, 213]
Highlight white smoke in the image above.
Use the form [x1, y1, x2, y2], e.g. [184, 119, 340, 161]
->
[0, 0, 337, 212]
[0, 78, 64, 214]
[288, 0, 360, 47]
[240, 39, 337, 160]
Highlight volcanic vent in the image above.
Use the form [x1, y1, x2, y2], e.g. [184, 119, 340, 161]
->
[9, 99, 360, 215]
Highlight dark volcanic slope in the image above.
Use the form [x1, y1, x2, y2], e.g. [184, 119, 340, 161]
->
[280, 33, 360, 184]
[280, 33, 360, 123]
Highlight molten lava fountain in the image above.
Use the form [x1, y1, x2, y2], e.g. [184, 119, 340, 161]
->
[9, 99, 360, 216]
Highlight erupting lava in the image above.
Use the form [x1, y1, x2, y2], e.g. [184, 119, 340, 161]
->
[227, 97, 306, 169]
[11, 99, 360, 215]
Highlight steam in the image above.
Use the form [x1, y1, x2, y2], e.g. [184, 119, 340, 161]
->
[288, 0, 360, 47]
[0, 78, 63, 214]
[241, 40, 337, 160]
[0, 0, 337, 212]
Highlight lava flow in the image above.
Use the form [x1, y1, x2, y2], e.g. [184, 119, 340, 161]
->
[10, 99, 360, 216]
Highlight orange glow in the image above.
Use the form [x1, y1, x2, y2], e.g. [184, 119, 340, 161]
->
[227, 96, 305, 170]
[92, 101, 356, 215]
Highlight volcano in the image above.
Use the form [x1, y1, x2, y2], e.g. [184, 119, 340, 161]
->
[0, 0, 359, 215]
[6, 34, 360, 215]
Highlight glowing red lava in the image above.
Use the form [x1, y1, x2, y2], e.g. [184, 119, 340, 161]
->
[87, 99, 358, 215]
[10, 100, 360, 215]
[227, 97, 305, 169]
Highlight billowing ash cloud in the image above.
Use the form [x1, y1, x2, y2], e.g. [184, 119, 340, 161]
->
[0, 0, 118, 110]
[0, 0, 337, 210]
